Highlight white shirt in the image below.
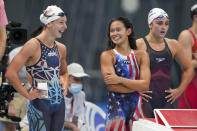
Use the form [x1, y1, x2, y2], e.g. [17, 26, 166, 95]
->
[64, 91, 86, 130]
[19, 114, 28, 128]
[9, 46, 28, 82]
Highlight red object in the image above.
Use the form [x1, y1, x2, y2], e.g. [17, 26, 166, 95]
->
[179, 76, 197, 109]
[154, 109, 197, 130]
[179, 29, 197, 109]
[188, 30, 197, 52]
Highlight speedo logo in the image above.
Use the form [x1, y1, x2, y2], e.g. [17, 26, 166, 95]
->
[155, 57, 165, 63]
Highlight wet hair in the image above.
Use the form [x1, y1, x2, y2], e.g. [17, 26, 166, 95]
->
[190, 4, 197, 20]
[30, 26, 44, 38]
[107, 17, 137, 50]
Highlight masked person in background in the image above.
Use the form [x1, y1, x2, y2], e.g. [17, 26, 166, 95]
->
[64, 63, 88, 131]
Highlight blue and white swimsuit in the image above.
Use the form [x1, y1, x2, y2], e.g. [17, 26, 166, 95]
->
[26, 38, 65, 131]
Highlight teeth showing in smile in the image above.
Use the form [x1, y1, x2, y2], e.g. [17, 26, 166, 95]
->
[113, 36, 120, 41]
[59, 30, 64, 33]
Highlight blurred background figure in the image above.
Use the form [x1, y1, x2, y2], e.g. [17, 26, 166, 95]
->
[64, 63, 89, 131]
[0, 0, 8, 62]
[178, 4, 197, 109]
[0, 0, 8, 94]
[19, 114, 29, 131]
[136, 8, 194, 118]
[0, 46, 29, 131]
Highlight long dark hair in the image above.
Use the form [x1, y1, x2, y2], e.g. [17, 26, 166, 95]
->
[31, 25, 44, 38]
[107, 17, 137, 50]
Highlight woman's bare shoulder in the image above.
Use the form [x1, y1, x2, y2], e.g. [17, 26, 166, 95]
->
[134, 49, 149, 66]
[55, 41, 66, 49]
[100, 49, 114, 57]
[22, 38, 40, 52]
[136, 38, 144, 43]
[134, 49, 148, 57]
[179, 29, 191, 38]
[55, 41, 67, 57]
[136, 38, 146, 50]
[165, 38, 179, 47]
[165, 38, 182, 56]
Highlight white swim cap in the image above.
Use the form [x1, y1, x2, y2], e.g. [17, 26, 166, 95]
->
[148, 8, 168, 25]
[191, 4, 197, 12]
[191, 4, 197, 19]
[40, 5, 65, 25]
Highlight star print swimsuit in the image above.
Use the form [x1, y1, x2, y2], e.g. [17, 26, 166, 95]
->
[105, 49, 139, 131]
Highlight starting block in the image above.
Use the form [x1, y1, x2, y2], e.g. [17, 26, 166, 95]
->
[154, 109, 197, 128]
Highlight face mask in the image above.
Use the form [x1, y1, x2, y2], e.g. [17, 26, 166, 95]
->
[68, 83, 82, 94]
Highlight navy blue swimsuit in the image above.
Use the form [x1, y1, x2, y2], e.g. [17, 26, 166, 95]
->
[26, 38, 65, 131]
